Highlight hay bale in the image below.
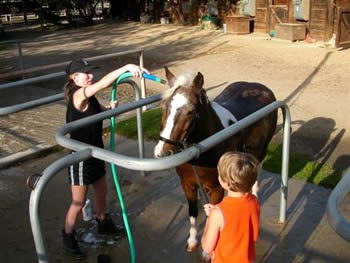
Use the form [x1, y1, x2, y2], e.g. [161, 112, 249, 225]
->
[200, 20, 218, 30]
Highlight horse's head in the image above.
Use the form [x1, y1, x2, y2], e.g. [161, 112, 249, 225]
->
[154, 67, 204, 158]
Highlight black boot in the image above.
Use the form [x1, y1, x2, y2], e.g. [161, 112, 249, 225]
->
[97, 254, 111, 263]
[62, 229, 86, 260]
[96, 213, 126, 237]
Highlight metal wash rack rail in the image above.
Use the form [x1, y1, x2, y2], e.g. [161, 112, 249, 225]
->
[327, 170, 350, 242]
[29, 93, 292, 262]
[0, 49, 148, 174]
[0, 48, 148, 115]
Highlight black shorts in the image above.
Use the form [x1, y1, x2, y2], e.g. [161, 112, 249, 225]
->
[68, 158, 106, 186]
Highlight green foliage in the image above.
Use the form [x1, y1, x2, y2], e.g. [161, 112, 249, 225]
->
[114, 107, 343, 189]
[237, 0, 245, 15]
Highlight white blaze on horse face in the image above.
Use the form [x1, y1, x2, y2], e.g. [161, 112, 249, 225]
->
[187, 216, 198, 247]
[211, 101, 238, 127]
[154, 93, 188, 157]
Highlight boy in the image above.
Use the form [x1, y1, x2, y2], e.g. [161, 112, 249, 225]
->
[201, 151, 260, 263]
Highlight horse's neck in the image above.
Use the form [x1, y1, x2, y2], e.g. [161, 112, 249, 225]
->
[197, 93, 224, 138]
[187, 91, 237, 167]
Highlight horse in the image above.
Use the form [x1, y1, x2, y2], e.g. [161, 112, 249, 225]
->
[154, 67, 278, 253]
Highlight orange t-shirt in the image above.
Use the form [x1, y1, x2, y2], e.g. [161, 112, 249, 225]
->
[210, 193, 260, 263]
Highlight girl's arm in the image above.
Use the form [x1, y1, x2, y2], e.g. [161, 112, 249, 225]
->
[84, 64, 148, 98]
[201, 207, 222, 254]
[74, 64, 149, 110]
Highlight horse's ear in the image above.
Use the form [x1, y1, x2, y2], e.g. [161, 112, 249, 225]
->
[193, 72, 204, 93]
[165, 66, 176, 87]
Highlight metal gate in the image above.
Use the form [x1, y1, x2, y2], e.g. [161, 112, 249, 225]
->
[30, 96, 292, 263]
[335, 7, 350, 49]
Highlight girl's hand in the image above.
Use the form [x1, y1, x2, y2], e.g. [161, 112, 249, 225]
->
[203, 204, 215, 217]
[125, 64, 150, 79]
[109, 100, 119, 109]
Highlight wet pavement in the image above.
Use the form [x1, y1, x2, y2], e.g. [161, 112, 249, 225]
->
[1, 137, 350, 263]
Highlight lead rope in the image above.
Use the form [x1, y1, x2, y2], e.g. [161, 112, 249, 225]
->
[184, 144, 210, 204]
[192, 165, 210, 204]
[188, 146, 211, 263]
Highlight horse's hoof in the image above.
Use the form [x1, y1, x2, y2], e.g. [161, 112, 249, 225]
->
[185, 243, 198, 252]
[200, 257, 211, 263]
[200, 251, 211, 263]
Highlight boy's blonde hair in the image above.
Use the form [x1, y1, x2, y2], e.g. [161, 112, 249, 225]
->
[217, 152, 260, 193]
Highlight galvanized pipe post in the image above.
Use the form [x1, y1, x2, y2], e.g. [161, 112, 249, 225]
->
[16, 40, 24, 74]
[139, 50, 147, 112]
[327, 170, 350, 243]
[29, 149, 92, 263]
[119, 79, 146, 177]
[280, 105, 291, 223]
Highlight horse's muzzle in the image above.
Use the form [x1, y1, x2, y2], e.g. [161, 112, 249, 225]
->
[154, 148, 176, 158]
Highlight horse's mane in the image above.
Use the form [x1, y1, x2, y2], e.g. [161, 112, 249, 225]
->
[162, 71, 196, 101]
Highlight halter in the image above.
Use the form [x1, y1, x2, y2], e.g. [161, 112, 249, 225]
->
[159, 87, 207, 151]
[159, 111, 200, 150]
[159, 136, 186, 150]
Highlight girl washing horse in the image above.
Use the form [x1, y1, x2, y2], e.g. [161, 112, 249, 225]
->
[154, 67, 277, 252]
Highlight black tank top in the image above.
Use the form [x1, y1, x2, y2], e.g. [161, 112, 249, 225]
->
[66, 86, 104, 148]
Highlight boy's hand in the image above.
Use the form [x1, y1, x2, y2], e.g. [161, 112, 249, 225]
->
[203, 204, 215, 216]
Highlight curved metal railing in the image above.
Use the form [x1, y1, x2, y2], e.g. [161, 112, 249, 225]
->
[29, 97, 291, 262]
[327, 170, 350, 242]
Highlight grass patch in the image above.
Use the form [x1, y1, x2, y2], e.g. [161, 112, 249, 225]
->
[114, 108, 342, 189]
[114, 108, 162, 141]
[263, 143, 342, 189]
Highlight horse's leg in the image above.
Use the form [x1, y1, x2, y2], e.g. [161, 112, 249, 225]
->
[192, 167, 223, 262]
[243, 120, 272, 198]
[252, 161, 263, 197]
[252, 180, 259, 197]
[209, 184, 224, 204]
[176, 164, 200, 252]
[195, 167, 223, 205]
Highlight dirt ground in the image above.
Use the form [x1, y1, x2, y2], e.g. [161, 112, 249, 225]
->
[1, 20, 350, 263]
[2, 20, 350, 173]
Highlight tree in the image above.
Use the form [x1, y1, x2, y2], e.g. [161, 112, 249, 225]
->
[169, 0, 185, 24]
[109, 0, 141, 20]
[33, 0, 101, 27]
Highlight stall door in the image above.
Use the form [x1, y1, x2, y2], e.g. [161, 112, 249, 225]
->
[268, 0, 289, 32]
[335, 7, 350, 48]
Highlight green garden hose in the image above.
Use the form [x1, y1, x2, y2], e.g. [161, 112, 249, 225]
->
[109, 72, 166, 263]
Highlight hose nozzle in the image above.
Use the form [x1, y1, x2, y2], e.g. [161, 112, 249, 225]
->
[142, 73, 167, 85]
